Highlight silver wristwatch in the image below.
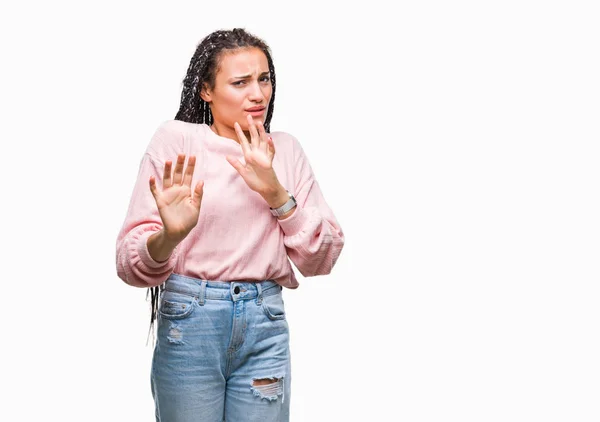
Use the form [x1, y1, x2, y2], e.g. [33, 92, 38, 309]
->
[270, 190, 297, 217]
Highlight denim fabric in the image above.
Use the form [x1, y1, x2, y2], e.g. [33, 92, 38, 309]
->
[151, 273, 291, 421]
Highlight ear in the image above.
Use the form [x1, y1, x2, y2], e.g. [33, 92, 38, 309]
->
[200, 83, 212, 103]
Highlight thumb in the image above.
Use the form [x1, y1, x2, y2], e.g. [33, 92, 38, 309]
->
[191, 180, 204, 210]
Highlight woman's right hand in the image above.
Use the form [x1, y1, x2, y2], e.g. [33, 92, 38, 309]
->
[149, 154, 204, 244]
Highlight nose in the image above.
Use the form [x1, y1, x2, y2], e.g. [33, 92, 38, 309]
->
[248, 82, 265, 102]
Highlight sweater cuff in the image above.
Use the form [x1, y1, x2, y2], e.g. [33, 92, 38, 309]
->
[137, 229, 177, 269]
[277, 205, 310, 237]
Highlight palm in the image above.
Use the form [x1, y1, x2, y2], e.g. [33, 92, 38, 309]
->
[154, 185, 199, 238]
[226, 115, 280, 196]
[236, 148, 277, 192]
[149, 154, 204, 243]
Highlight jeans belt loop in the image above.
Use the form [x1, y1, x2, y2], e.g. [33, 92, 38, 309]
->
[256, 282, 263, 306]
[199, 281, 207, 306]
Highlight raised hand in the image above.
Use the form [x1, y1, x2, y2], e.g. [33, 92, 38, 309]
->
[149, 154, 204, 243]
[226, 114, 285, 200]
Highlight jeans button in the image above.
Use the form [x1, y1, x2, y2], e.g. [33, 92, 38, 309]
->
[233, 286, 240, 294]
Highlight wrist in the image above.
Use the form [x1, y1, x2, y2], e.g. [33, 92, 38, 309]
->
[263, 185, 290, 209]
[160, 228, 183, 246]
[268, 189, 297, 219]
[147, 229, 180, 263]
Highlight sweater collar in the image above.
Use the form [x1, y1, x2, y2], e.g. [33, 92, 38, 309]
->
[200, 123, 244, 157]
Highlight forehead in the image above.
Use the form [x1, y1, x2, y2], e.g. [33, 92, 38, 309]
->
[216, 47, 269, 77]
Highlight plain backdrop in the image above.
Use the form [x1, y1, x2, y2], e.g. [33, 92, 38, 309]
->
[1, 0, 599, 421]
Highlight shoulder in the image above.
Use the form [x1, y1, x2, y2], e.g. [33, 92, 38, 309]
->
[269, 130, 302, 156]
[270, 129, 297, 143]
[146, 120, 205, 157]
[153, 119, 201, 140]
[270, 130, 313, 163]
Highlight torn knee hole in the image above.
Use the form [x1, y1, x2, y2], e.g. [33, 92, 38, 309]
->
[251, 377, 284, 401]
[252, 378, 280, 387]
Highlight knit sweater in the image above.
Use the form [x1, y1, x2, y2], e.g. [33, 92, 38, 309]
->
[116, 120, 344, 289]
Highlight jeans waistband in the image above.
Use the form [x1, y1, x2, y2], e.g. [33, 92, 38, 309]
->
[161, 273, 282, 303]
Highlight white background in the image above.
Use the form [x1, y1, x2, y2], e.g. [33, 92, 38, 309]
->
[1, 0, 599, 421]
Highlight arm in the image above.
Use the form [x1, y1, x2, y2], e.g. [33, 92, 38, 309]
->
[116, 153, 179, 287]
[277, 138, 345, 277]
[224, 117, 344, 276]
[147, 230, 181, 263]
[117, 121, 203, 287]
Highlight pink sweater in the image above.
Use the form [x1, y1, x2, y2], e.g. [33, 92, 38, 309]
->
[116, 120, 344, 289]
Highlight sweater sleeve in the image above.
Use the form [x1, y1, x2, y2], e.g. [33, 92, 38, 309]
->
[116, 123, 183, 287]
[276, 137, 345, 277]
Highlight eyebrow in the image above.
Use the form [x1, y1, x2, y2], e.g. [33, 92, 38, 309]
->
[230, 71, 270, 81]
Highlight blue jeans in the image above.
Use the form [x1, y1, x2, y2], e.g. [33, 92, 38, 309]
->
[150, 274, 291, 421]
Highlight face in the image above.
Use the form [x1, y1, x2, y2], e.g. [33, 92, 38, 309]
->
[201, 47, 272, 139]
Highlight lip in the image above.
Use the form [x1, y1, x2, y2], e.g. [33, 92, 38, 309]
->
[247, 108, 265, 117]
[246, 106, 265, 112]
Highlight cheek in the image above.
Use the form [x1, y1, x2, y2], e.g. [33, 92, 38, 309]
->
[226, 88, 246, 105]
[213, 90, 244, 115]
[265, 85, 273, 101]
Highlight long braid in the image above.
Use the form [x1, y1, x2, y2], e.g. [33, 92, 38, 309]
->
[148, 28, 277, 341]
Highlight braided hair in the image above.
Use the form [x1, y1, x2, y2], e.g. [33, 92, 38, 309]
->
[175, 27, 276, 130]
[147, 28, 277, 344]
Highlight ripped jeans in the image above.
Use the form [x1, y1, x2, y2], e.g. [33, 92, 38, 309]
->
[151, 273, 291, 422]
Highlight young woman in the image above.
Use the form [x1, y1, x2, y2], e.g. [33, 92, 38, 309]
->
[116, 27, 344, 421]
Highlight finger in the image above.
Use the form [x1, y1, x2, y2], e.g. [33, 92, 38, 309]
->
[267, 136, 275, 160]
[256, 121, 268, 152]
[149, 176, 159, 199]
[163, 160, 172, 189]
[247, 114, 261, 149]
[172, 154, 185, 185]
[183, 155, 196, 187]
[226, 155, 245, 175]
[234, 122, 251, 156]
[191, 180, 204, 210]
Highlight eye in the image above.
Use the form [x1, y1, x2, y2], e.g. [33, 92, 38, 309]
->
[232, 80, 245, 86]
[260, 76, 271, 83]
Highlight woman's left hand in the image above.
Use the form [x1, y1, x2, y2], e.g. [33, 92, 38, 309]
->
[226, 115, 283, 201]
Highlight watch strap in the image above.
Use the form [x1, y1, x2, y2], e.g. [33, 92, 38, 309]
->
[270, 191, 297, 216]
